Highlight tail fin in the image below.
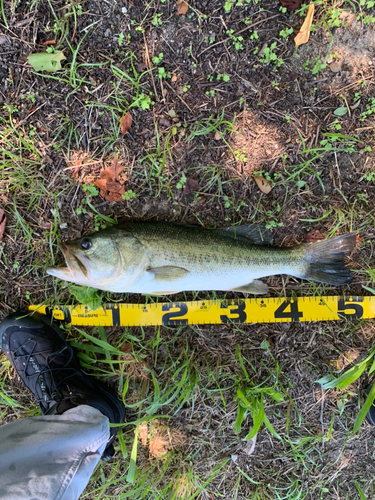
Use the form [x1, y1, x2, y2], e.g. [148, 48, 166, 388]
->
[301, 233, 356, 286]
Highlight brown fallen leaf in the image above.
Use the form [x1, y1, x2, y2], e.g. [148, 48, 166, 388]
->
[182, 178, 199, 195]
[253, 175, 272, 194]
[171, 73, 178, 82]
[93, 160, 127, 201]
[106, 180, 126, 194]
[120, 111, 132, 135]
[214, 131, 221, 140]
[139, 422, 149, 447]
[329, 60, 343, 73]
[140, 420, 186, 460]
[288, 71, 299, 82]
[120, 342, 132, 353]
[176, 0, 189, 15]
[93, 178, 107, 191]
[103, 191, 126, 202]
[280, 0, 301, 10]
[40, 39, 56, 46]
[306, 230, 324, 242]
[100, 161, 124, 183]
[93, 181, 125, 202]
[0, 208, 6, 241]
[194, 194, 206, 206]
[294, 4, 315, 47]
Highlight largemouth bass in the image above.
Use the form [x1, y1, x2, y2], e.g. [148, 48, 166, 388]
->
[47, 222, 356, 295]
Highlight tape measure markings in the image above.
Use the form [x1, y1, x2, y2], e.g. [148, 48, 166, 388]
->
[28, 295, 375, 327]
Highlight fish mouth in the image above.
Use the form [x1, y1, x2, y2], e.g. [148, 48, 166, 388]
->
[46, 243, 90, 282]
[60, 243, 89, 279]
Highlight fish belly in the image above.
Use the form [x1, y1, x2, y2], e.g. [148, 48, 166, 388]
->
[122, 263, 295, 294]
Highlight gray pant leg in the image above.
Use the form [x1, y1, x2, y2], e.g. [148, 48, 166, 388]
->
[0, 405, 110, 500]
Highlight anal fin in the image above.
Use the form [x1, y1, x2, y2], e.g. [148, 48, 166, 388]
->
[230, 280, 269, 295]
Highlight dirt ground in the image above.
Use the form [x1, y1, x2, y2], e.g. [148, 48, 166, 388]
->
[1, 0, 375, 499]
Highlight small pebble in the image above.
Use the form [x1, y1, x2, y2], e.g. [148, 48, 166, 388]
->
[121, 7, 127, 14]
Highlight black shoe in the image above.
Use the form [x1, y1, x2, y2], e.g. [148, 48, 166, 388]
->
[0, 310, 125, 461]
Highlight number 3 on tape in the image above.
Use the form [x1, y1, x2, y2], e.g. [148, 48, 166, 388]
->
[220, 301, 247, 324]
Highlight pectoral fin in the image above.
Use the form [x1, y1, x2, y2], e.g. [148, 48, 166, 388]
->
[230, 280, 269, 295]
[148, 266, 189, 282]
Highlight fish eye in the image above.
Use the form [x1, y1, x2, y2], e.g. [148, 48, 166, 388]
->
[81, 238, 92, 250]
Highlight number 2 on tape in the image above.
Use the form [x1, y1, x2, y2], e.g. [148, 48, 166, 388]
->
[162, 303, 188, 326]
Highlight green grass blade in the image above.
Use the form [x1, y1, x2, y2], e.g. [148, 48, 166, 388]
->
[263, 412, 282, 440]
[74, 328, 124, 355]
[126, 425, 139, 483]
[118, 427, 128, 460]
[234, 403, 247, 434]
[353, 382, 375, 433]
[355, 481, 368, 500]
[245, 395, 264, 440]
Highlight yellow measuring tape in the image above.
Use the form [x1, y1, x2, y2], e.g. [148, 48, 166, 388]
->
[29, 296, 375, 327]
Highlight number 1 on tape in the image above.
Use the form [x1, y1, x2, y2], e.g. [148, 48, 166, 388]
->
[28, 296, 375, 327]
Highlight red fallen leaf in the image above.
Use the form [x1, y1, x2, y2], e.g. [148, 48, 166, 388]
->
[182, 178, 199, 195]
[306, 230, 325, 242]
[120, 111, 132, 135]
[0, 208, 6, 241]
[280, 0, 301, 10]
[356, 235, 362, 246]
[176, 0, 189, 15]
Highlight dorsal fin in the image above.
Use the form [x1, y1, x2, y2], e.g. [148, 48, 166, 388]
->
[214, 224, 273, 245]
